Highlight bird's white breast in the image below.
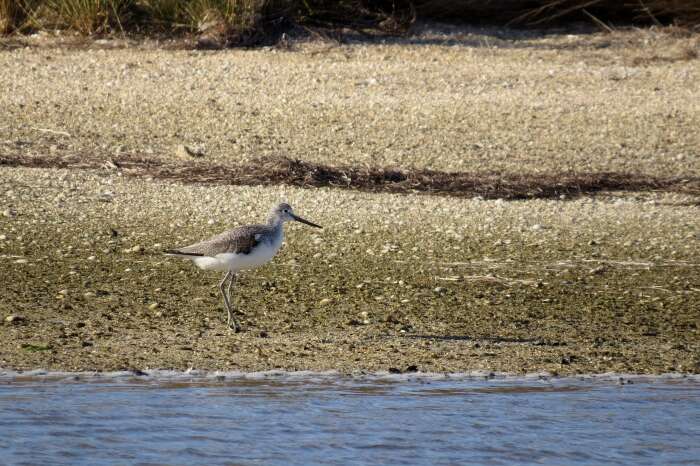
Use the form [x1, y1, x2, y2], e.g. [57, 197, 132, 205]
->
[196, 230, 283, 272]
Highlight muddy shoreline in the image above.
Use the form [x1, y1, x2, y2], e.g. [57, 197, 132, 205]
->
[1, 168, 698, 375]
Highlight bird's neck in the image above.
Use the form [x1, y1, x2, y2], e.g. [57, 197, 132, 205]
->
[267, 216, 284, 229]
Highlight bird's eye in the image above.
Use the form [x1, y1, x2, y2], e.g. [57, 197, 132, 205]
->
[283, 209, 289, 213]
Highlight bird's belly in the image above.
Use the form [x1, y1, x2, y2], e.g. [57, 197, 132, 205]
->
[215, 242, 281, 272]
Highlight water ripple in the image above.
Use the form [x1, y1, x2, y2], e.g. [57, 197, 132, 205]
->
[0, 374, 698, 465]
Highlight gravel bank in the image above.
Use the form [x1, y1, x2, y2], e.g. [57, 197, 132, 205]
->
[1, 27, 699, 177]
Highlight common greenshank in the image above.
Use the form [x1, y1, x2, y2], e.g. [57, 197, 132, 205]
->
[165, 203, 322, 332]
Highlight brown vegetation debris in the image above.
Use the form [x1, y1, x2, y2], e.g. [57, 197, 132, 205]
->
[1, 153, 698, 200]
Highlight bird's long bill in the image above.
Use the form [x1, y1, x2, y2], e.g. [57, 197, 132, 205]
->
[291, 213, 322, 228]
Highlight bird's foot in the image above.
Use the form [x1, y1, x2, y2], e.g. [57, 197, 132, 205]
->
[228, 322, 242, 333]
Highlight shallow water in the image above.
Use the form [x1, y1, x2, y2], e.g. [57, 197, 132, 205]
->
[1, 372, 698, 466]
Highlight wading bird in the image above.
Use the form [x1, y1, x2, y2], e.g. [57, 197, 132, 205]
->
[165, 203, 322, 332]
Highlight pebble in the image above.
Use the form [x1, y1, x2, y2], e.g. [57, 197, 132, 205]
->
[5, 315, 26, 324]
[14, 259, 28, 264]
[319, 298, 331, 306]
[175, 144, 205, 158]
[98, 191, 114, 202]
[2, 209, 16, 218]
[0, 234, 6, 240]
[148, 303, 159, 310]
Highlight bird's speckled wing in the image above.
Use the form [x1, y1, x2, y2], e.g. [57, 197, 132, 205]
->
[175, 224, 269, 256]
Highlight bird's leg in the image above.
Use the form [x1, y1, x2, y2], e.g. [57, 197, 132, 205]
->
[219, 271, 240, 333]
[219, 270, 231, 323]
[226, 273, 240, 332]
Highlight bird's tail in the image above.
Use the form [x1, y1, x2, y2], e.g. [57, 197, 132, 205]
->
[164, 250, 223, 271]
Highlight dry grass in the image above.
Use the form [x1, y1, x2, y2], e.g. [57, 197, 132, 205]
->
[631, 0, 700, 26]
[35, 0, 130, 34]
[140, 0, 269, 35]
[185, 0, 271, 46]
[1, 0, 131, 34]
[0, 0, 37, 33]
[1, 0, 276, 38]
[1, 0, 699, 37]
[0, 0, 15, 33]
[415, 1, 700, 26]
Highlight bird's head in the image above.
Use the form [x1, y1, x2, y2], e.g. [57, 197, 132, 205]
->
[270, 203, 322, 228]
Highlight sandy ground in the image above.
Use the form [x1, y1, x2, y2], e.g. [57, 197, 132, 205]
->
[1, 26, 699, 177]
[0, 167, 698, 374]
[0, 27, 699, 374]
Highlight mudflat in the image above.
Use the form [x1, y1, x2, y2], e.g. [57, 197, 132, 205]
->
[1, 167, 698, 374]
[0, 27, 698, 375]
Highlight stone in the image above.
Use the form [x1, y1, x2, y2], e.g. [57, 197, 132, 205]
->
[175, 144, 205, 159]
[5, 315, 26, 324]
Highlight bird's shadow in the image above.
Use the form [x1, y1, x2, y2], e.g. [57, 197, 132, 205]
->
[403, 334, 566, 346]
